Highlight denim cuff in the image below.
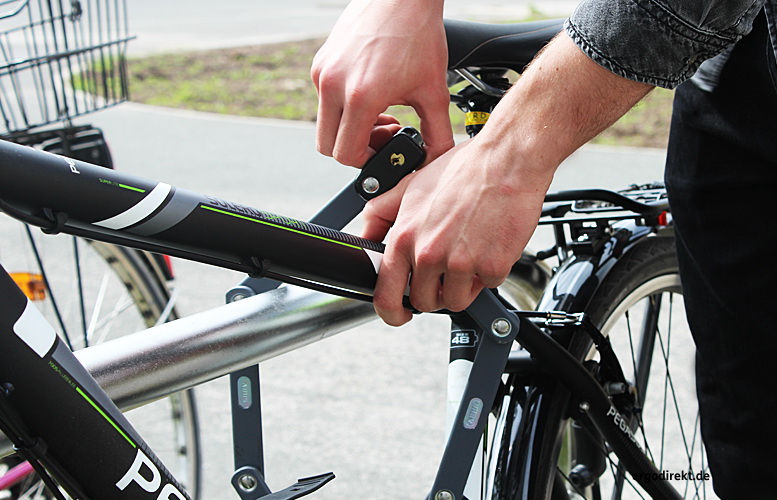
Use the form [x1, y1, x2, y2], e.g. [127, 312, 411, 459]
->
[566, 0, 759, 88]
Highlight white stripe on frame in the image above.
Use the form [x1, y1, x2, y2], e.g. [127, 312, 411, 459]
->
[94, 183, 172, 230]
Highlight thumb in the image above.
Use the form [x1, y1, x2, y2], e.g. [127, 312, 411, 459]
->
[360, 173, 413, 242]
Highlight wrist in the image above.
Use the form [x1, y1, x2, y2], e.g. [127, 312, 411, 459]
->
[347, 0, 444, 25]
[465, 130, 556, 197]
[468, 32, 652, 185]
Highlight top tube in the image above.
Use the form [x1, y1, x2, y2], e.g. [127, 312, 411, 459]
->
[0, 140, 384, 298]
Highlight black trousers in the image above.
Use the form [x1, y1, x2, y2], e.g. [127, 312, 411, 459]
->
[665, 11, 777, 499]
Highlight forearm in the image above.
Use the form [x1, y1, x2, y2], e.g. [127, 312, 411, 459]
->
[471, 33, 654, 186]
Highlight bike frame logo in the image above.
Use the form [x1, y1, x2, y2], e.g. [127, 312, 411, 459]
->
[65, 157, 80, 174]
[116, 448, 187, 499]
[607, 405, 643, 452]
[37, 147, 81, 173]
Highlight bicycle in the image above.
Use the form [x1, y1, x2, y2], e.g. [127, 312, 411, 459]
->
[0, 1, 201, 497]
[0, 14, 708, 500]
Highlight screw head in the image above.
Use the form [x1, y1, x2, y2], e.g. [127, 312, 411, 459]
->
[362, 177, 380, 194]
[491, 318, 512, 337]
[579, 401, 590, 413]
[238, 474, 257, 492]
[231, 293, 247, 302]
[435, 491, 454, 500]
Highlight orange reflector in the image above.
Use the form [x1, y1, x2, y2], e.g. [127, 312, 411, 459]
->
[10, 272, 47, 301]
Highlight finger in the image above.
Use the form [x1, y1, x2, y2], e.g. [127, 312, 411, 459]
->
[333, 97, 383, 167]
[440, 270, 479, 312]
[361, 174, 411, 242]
[375, 114, 400, 126]
[361, 204, 394, 243]
[474, 272, 506, 290]
[413, 92, 455, 162]
[368, 122, 403, 154]
[373, 249, 413, 326]
[315, 88, 343, 158]
[408, 264, 444, 312]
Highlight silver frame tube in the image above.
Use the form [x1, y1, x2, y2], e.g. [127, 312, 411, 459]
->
[1, 285, 375, 457]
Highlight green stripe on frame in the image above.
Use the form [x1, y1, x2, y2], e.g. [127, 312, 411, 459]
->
[118, 184, 146, 193]
[76, 387, 136, 448]
[200, 205, 362, 250]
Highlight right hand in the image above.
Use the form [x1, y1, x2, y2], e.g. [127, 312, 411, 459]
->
[310, 0, 454, 167]
[361, 139, 551, 326]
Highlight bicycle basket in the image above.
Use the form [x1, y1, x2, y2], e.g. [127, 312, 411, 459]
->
[0, 0, 133, 137]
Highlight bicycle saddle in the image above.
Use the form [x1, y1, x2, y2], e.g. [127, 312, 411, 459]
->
[445, 18, 565, 72]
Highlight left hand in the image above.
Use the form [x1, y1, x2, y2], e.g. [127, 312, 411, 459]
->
[310, 0, 453, 168]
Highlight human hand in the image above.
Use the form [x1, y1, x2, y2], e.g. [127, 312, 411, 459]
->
[310, 0, 454, 167]
[362, 139, 552, 326]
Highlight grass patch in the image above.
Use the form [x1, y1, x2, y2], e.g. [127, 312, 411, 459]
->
[127, 40, 322, 121]
[125, 38, 673, 148]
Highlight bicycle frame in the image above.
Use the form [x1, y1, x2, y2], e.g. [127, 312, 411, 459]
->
[0, 138, 682, 499]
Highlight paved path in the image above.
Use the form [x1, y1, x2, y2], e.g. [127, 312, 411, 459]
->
[83, 3, 668, 498]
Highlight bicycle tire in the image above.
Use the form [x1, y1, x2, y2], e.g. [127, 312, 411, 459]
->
[489, 235, 712, 499]
[0, 220, 202, 499]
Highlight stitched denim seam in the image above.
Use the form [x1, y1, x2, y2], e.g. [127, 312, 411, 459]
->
[565, 19, 693, 87]
[641, 0, 760, 44]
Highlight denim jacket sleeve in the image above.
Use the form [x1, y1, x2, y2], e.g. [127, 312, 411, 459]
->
[565, 0, 766, 88]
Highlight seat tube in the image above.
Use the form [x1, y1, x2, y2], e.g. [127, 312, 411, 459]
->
[447, 314, 485, 500]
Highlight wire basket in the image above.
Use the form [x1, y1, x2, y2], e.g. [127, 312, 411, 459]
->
[0, 0, 133, 137]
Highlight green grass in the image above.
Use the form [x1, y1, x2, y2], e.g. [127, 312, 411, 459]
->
[122, 38, 673, 149]
[127, 40, 321, 121]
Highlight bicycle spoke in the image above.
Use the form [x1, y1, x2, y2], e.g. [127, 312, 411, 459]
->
[23, 225, 72, 349]
[655, 322, 695, 463]
[607, 460, 648, 500]
[554, 465, 588, 499]
[72, 236, 89, 348]
[85, 272, 111, 340]
[623, 307, 655, 466]
[153, 286, 180, 327]
[90, 294, 137, 345]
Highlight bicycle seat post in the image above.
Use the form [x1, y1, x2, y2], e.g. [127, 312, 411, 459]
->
[429, 290, 520, 500]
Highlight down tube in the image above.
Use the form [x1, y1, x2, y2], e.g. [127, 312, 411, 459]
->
[0, 140, 382, 296]
[0, 266, 191, 499]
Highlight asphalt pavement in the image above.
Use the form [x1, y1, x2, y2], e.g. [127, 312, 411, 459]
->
[79, 3, 667, 499]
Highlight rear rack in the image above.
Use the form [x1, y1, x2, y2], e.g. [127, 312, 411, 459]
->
[542, 187, 669, 220]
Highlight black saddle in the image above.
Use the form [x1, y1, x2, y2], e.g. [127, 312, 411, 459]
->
[445, 18, 565, 72]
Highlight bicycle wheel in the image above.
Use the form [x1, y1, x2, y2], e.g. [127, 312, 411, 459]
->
[557, 236, 709, 499]
[489, 235, 711, 499]
[0, 216, 202, 499]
